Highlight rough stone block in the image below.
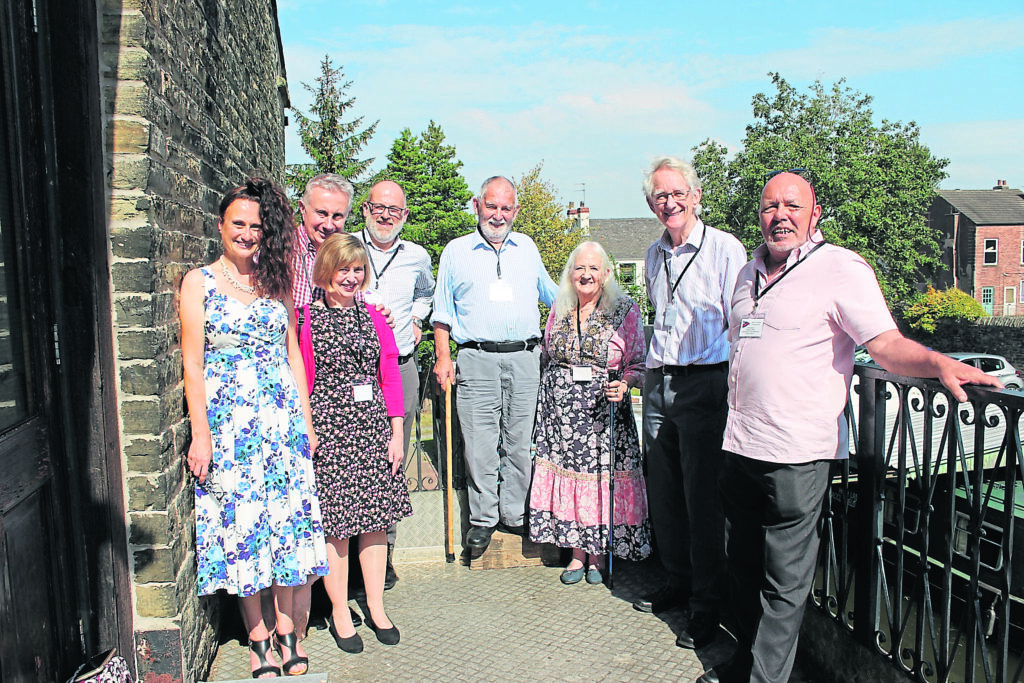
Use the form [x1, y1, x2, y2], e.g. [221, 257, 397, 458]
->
[133, 546, 175, 583]
[115, 295, 154, 327]
[111, 154, 150, 190]
[117, 327, 169, 359]
[128, 472, 166, 511]
[121, 397, 161, 434]
[111, 225, 155, 259]
[129, 511, 170, 545]
[112, 260, 156, 293]
[136, 582, 177, 618]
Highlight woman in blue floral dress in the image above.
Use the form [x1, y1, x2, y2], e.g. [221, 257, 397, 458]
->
[180, 179, 329, 678]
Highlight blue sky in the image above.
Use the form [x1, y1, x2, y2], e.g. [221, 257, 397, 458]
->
[277, 1, 1024, 218]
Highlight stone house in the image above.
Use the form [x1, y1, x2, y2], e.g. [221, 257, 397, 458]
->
[0, 0, 291, 680]
[928, 181, 1024, 315]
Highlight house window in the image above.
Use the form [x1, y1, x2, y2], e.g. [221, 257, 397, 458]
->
[1019, 280, 1024, 303]
[984, 239, 998, 265]
[1020, 240, 1024, 264]
[618, 263, 636, 286]
[981, 287, 994, 315]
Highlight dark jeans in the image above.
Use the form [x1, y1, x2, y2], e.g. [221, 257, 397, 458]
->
[643, 366, 728, 613]
[722, 452, 831, 683]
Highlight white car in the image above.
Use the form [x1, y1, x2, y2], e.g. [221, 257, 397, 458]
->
[946, 352, 1022, 390]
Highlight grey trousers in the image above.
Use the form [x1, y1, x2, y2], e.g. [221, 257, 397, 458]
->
[386, 357, 420, 548]
[455, 346, 540, 528]
[642, 366, 728, 613]
[722, 452, 831, 683]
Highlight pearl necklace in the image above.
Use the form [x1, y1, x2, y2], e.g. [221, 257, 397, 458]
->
[220, 257, 256, 294]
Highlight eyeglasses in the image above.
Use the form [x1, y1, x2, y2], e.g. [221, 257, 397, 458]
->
[364, 202, 407, 219]
[652, 189, 693, 207]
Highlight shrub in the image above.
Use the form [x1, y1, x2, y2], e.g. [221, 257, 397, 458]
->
[902, 286, 987, 333]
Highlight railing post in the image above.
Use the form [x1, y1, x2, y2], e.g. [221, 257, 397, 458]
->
[853, 371, 886, 647]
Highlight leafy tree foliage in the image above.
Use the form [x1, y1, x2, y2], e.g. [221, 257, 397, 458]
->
[903, 286, 988, 333]
[382, 121, 475, 267]
[513, 162, 580, 280]
[286, 56, 379, 222]
[692, 73, 948, 305]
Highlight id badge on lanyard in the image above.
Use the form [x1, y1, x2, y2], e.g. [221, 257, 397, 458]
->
[739, 315, 765, 339]
[489, 279, 513, 303]
[572, 365, 593, 382]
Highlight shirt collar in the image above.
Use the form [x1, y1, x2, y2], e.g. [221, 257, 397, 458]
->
[296, 226, 317, 257]
[362, 230, 403, 254]
[472, 228, 519, 250]
[658, 219, 705, 254]
[754, 228, 824, 274]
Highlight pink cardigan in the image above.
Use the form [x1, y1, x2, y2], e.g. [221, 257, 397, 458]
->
[297, 303, 404, 418]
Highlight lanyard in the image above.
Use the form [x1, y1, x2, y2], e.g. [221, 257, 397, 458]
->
[325, 301, 368, 371]
[575, 300, 587, 365]
[362, 231, 401, 284]
[662, 223, 707, 302]
[753, 241, 827, 307]
[479, 228, 507, 278]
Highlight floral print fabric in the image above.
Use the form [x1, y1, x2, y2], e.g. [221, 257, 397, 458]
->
[309, 304, 412, 539]
[528, 295, 652, 560]
[195, 268, 329, 597]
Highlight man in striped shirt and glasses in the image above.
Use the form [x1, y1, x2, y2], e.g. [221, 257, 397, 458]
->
[634, 157, 747, 655]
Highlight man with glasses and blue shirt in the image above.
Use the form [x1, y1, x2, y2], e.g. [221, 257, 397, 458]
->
[359, 179, 435, 587]
[696, 170, 999, 683]
[432, 175, 557, 555]
[635, 157, 747, 654]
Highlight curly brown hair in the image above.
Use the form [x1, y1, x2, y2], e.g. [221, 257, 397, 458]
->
[218, 178, 295, 301]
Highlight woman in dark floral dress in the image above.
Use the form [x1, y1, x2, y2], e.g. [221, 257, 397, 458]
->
[528, 241, 651, 585]
[298, 233, 411, 653]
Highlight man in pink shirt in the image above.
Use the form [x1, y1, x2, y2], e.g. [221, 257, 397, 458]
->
[697, 171, 1000, 683]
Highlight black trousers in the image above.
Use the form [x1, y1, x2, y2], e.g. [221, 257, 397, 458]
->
[643, 367, 728, 613]
[721, 452, 831, 683]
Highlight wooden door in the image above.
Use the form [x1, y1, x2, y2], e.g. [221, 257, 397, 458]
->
[0, 0, 83, 680]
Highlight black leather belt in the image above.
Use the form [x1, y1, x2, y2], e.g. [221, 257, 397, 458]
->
[458, 338, 541, 353]
[653, 361, 727, 376]
[397, 354, 414, 365]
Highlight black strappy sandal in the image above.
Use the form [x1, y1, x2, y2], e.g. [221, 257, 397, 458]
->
[275, 631, 309, 676]
[248, 637, 281, 679]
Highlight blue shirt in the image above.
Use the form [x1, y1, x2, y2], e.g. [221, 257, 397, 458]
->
[433, 230, 557, 344]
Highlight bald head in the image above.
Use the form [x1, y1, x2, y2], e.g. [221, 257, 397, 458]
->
[759, 172, 822, 267]
[363, 180, 409, 248]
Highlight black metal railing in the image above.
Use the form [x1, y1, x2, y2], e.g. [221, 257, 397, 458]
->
[814, 363, 1023, 683]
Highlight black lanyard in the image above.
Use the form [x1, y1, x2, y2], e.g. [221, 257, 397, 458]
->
[753, 241, 827, 307]
[662, 223, 707, 301]
[362, 231, 401, 284]
[325, 301, 368, 371]
[479, 228, 507, 278]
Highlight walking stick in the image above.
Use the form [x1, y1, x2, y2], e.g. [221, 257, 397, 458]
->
[607, 370, 619, 589]
[444, 379, 455, 563]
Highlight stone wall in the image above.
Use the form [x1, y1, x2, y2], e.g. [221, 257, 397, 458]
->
[902, 317, 1024, 371]
[100, 0, 288, 679]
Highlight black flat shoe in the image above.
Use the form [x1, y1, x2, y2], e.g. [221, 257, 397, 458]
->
[465, 525, 496, 551]
[327, 613, 363, 654]
[274, 631, 308, 676]
[248, 637, 281, 679]
[366, 615, 401, 645]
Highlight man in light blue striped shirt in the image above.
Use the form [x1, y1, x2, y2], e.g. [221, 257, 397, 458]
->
[634, 157, 746, 653]
[433, 176, 557, 555]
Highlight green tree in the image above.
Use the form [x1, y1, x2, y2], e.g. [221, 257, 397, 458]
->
[692, 73, 948, 305]
[513, 162, 580, 281]
[286, 55, 379, 223]
[382, 121, 475, 266]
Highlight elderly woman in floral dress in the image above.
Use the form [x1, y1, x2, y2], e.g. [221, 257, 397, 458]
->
[528, 241, 651, 585]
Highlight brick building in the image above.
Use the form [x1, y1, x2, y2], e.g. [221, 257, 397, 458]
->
[0, 0, 290, 680]
[928, 181, 1024, 315]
